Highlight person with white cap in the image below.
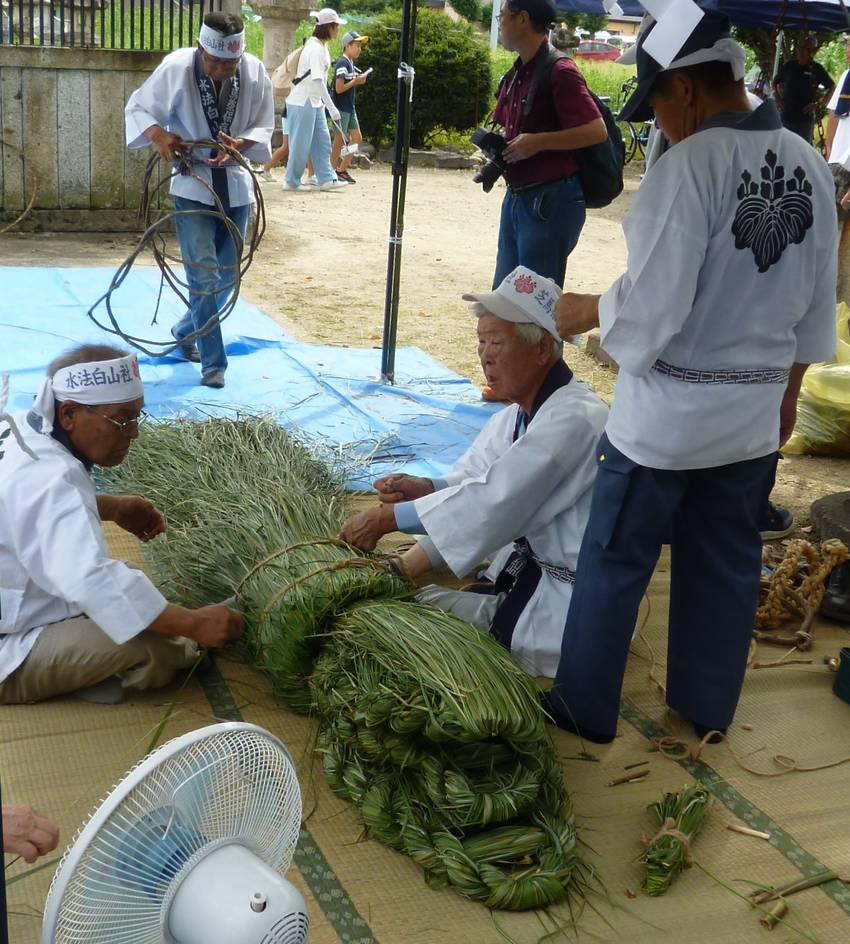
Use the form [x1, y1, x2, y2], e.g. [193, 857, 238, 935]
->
[283, 8, 349, 193]
[0, 345, 244, 704]
[338, 267, 607, 677]
[541, 11, 837, 743]
[330, 30, 371, 183]
[125, 11, 275, 390]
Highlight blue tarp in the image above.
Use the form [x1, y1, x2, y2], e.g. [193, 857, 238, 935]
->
[1, 267, 499, 489]
[558, 0, 850, 32]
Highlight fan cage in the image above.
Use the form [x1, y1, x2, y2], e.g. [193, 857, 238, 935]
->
[43, 723, 301, 944]
[259, 912, 310, 944]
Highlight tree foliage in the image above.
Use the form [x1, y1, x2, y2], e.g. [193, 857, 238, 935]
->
[356, 8, 492, 147]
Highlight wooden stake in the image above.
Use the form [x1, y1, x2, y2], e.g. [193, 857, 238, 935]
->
[608, 769, 649, 787]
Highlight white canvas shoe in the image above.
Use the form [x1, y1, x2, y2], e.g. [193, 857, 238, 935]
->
[302, 175, 319, 187]
[319, 179, 350, 192]
[282, 181, 316, 193]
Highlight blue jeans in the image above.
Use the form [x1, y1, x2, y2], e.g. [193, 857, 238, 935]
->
[493, 174, 586, 289]
[550, 435, 776, 737]
[172, 196, 250, 377]
[284, 102, 336, 187]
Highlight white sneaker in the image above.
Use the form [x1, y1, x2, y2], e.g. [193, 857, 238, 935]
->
[302, 175, 319, 187]
[282, 181, 315, 193]
[319, 179, 350, 192]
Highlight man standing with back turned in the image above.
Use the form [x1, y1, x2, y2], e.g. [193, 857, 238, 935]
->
[542, 13, 837, 744]
[125, 12, 274, 389]
[491, 0, 606, 288]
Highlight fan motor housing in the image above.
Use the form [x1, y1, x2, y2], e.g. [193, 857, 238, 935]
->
[167, 842, 309, 944]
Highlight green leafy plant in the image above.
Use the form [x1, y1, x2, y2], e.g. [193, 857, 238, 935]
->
[451, 0, 482, 23]
[357, 8, 492, 146]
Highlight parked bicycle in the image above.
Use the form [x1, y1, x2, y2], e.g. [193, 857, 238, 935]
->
[615, 76, 652, 165]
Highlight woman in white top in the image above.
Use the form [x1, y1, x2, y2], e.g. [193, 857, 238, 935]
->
[284, 8, 348, 192]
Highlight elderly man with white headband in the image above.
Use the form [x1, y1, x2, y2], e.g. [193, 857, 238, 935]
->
[125, 12, 274, 390]
[541, 12, 837, 744]
[339, 267, 607, 677]
[0, 345, 244, 704]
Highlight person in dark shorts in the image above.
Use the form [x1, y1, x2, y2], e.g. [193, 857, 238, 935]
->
[330, 30, 370, 183]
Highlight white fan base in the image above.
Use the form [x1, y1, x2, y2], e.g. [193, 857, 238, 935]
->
[167, 843, 309, 944]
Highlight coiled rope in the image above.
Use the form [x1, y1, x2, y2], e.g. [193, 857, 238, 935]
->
[86, 139, 265, 357]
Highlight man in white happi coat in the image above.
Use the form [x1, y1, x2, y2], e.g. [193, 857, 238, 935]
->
[543, 13, 837, 744]
[125, 11, 274, 389]
[0, 345, 244, 704]
[339, 267, 608, 677]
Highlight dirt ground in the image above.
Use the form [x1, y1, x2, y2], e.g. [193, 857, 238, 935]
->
[2, 162, 848, 525]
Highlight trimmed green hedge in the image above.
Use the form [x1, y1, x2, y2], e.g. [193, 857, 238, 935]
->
[356, 8, 492, 147]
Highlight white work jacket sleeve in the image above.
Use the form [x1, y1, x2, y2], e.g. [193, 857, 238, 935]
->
[7, 471, 167, 643]
[598, 162, 711, 376]
[239, 67, 275, 163]
[440, 412, 511, 488]
[794, 242, 839, 364]
[125, 57, 183, 148]
[412, 405, 600, 577]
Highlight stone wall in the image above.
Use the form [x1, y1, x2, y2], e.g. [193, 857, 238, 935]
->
[0, 46, 164, 231]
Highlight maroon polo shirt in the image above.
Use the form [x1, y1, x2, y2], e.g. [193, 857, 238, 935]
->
[493, 41, 601, 187]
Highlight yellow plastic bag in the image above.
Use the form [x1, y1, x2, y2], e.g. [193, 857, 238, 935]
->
[784, 303, 850, 456]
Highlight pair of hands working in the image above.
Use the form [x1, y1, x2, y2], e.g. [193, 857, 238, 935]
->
[146, 125, 248, 167]
[98, 495, 244, 648]
[338, 296, 600, 553]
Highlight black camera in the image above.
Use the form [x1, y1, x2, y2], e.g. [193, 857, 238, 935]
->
[471, 127, 509, 193]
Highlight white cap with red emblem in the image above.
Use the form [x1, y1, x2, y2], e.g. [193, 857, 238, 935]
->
[463, 266, 562, 341]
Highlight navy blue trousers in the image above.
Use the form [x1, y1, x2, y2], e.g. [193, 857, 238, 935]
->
[550, 434, 776, 738]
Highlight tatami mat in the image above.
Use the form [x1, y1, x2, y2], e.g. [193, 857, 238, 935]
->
[2, 528, 849, 943]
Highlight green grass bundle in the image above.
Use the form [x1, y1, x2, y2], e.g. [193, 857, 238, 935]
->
[641, 785, 713, 896]
[106, 417, 580, 910]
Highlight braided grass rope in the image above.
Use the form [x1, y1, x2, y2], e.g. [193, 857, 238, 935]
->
[106, 416, 580, 910]
[755, 538, 849, 648]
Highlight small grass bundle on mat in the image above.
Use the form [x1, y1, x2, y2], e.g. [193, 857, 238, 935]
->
[105, 416, 581, 909]
[640, 785, 713, 896]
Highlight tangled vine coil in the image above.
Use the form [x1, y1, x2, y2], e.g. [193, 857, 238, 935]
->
[106, 416, 582, 911]
[87, 141, 265, 357]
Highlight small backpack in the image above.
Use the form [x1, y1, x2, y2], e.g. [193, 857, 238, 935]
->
[502, 45, 624, 209]
[271, 45, 305, 101]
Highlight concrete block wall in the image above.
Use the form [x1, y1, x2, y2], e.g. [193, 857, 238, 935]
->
[0, 46, 165, 231]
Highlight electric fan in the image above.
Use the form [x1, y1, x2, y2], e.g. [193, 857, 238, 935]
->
[42, 722, 309, 944]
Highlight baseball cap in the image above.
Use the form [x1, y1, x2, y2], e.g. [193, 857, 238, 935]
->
[341, 30, 368, 46]
[310, 8, 347, 26]
[463, 266, 561, 341]
[507, 0, 557, 27]
[619, 10, 744, 123]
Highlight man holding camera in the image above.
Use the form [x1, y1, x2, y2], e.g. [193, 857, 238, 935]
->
[490, 0, 607, 289]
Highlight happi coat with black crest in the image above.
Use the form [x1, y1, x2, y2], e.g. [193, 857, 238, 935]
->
[408, 360, 607, 677]
[550, 102, 838, 739]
